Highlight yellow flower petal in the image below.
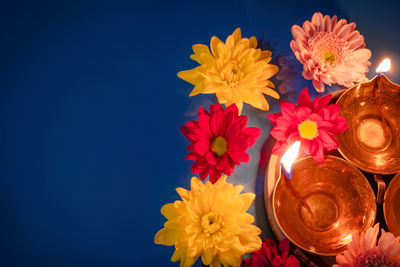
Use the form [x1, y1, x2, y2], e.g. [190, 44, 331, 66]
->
[154, 228, 182, 246]
[176, 187, 190, 201]
[161, 203, 179, 219]
[177, 67, 203, 85]
[155, 176, 261, 266]
[240, 193, 255, 212]
[201, 248, 213, 265]
[249, 36, 257, 49]
[178, 28, 279, 112]
[232, 28, 241, 43]
[190, 44, 213, 64]
[172, 248, 185, 262]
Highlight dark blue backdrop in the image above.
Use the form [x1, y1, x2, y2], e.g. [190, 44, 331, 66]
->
[0, 0, 399, 266]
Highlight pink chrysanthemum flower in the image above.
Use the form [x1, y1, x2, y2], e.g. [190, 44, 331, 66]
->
[333, 223, 400, 267]
[268, 87, 349, 162]
[290, 12, 371, 92]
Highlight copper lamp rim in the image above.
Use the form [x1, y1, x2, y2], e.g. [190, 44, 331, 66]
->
[272, 155, 376, 256]
[335, 76, 400, 174]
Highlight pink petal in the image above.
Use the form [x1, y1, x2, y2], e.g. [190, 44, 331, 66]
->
[312, 79, 325, 93]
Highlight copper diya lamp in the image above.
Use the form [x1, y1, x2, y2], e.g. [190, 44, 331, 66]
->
[272, 143, 376, 256]
[337, 59, 400, 174]
[384, 172, 400, 237]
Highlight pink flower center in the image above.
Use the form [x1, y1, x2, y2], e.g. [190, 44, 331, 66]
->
[355, 251, 397, 267]
[308, 32, 349, 67]
[211, 136, 227, 156]
[298, 119, 319, 140]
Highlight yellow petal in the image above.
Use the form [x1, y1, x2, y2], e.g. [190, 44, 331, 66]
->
[201, 248, 213, 265]
[249, 36, 257, 49]
[235, 101, 243, 114]
[154, 228, 183, 246]
[210, 36, 223, 57]
[190, 44, 213, 64]
[262, 87, 280, 99]
[263, 64, 279, 79]
[240, 193, 255, 212]
[176, 187, 190, 201]
[232, 28, 242, 43]
[172, 248, 185, 262]
[189, 81, 206, 96]
[161, 203, 179, 219]
[177, 67, 204, 85]
[260, 50, 272, 61]
[219, 251, 241, 267]
[190, 176, 204, 192]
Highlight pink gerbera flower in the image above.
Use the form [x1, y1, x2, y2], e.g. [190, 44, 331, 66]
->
[334, 223, 400, 267]
[180, 103, 261, 183]
[242, 238, 300, 267]
[268, 87, 349, 162]
[290, 12, 371, 92]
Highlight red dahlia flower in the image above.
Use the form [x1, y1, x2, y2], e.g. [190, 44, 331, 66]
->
[268, 88, 349, 162]
[242, 238, 300, 267]
[180, 103, 261, 183]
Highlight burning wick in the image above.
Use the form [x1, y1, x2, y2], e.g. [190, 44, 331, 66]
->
[375, 58, 391, 76]
[280, 141, 316, 222]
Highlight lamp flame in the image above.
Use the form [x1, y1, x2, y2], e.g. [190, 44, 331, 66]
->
[376, 58, 391, 74]
[280, 141, 301, 179]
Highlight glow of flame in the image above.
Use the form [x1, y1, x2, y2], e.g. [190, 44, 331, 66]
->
[376, 58, 391, 74]
[342, 234, 352, 243]
[280, 141, 301, 179]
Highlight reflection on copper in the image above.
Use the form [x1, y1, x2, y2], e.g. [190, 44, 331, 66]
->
[384, 172, 400, 237]
[273, 156, 376, 256]
[337, 74, 400, 174]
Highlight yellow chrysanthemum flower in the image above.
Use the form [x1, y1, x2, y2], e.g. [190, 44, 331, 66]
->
[154, 176, 262, 267]
[178, 28, 279, 113]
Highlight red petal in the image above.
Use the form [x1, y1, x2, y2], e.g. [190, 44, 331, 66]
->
[227, 151, 246, 163]
[210, 108, 225, 136]
[185, 151, 199, 161]
[225, 103, 239, 115]
[312, 139, 325, 162]
[272, 141, 289, 156]
[216, 154, 230, 170]
[295, 106, 312, 122]
[285, 255, 300, 267]
[313, 94, 331, 112]
[280, 101, 297, 118]
[206, 152, 217, 165]
[279, 239, 290, 253]
[298, 87, 312, 108]
[208, 168, 223, 183]
[198, 108, 212, 138]
[319, 130, 338, 150]
[191, 159, 209, 173]
[268, 112, 282, 125]
[193, 140, 209, 156]
[199, 170, 209, 180]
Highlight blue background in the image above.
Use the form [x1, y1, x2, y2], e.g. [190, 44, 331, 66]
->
[0, 0, 399, 266]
